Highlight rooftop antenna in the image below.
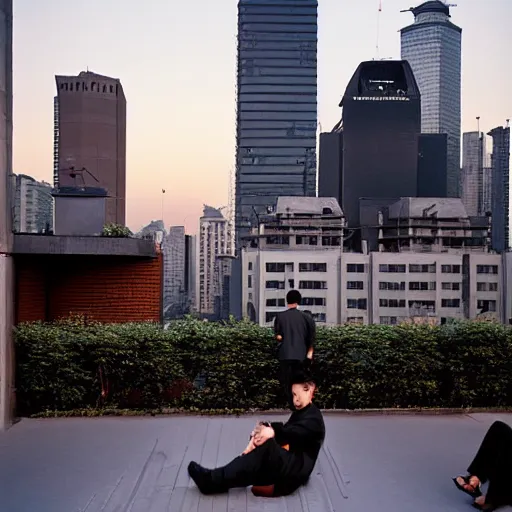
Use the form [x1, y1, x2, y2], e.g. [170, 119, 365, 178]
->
[506, 119, 510, 128]
[375, 0, 382, 59]
[477, 116, 480, 135]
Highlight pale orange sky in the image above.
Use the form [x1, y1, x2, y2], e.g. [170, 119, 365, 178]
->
[12, 0, 512, 234]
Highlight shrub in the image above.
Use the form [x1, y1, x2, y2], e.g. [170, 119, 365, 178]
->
[13, 317, 512, 416]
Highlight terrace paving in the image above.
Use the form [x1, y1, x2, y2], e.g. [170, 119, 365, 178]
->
[1, 412, 511, 511]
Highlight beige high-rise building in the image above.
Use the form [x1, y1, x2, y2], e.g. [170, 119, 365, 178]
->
[54, 71, 127, 225]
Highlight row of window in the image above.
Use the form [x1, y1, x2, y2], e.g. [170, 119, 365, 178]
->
[264, 262, 327, 273]
[260, 262, 499, 275]
[266, 297, 326, 307]
[352, 281, 496, 292]
[379, 298, 461, 308]
[265, 312, 326, 323]
[266, 235, 341, 246]
[265, 280, 327, 290]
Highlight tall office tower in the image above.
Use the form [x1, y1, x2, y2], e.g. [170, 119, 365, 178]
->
[401, 1, 462, 198]
[340, 60, 420, 227]
[53, 96, 59, 187]
[55, 71, 127, 225]
[231, 0, 318, 319]
[488, 124, 510, 252]
[11, 174, 53, 233]
[235, 0, 318, 234]
[461, 131, 486, 216]
[197, 206, 232, 317]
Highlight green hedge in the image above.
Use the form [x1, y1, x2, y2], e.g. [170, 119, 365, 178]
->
[14, 317, 512, 416]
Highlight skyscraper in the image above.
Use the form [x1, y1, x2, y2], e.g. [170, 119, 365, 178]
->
[235, 0, 318, 234]
[461, 131, 486, 217]
[197, 206, 232, 318]
[339, 60, 421, 227]
[401, 0, 462, 198]
[488, 124, 510, 252]
[54, 71, 127, 225]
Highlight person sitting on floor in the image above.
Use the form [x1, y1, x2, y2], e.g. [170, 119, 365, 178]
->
[187, 364, 325, 497]
[453, 420, 512, 511]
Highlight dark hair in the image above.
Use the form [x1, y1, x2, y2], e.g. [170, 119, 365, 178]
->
[286, 289, 302, 305]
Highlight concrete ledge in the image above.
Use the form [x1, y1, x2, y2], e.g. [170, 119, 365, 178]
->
[13, 234, 157, 258]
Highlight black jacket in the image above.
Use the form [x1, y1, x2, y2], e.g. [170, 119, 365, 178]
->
[274, 308, 316, 361]
[270, 402, 325, 479]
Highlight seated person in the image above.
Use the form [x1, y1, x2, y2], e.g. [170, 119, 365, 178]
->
[187, 365, 325, 497]
[453, 420, 512, 510]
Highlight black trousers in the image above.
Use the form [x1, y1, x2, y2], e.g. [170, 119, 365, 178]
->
[210, 438, 302, 496]
[467, 420, 512, 506]
[279, 359, 302, 410]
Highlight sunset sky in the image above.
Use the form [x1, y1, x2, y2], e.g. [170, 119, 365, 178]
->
[12, 0, 512, 234]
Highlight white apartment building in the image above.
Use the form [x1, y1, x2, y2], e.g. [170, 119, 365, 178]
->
[197, 205, 233, 317]
[11, 174, 53, 233]
[243, 196, 505, 326]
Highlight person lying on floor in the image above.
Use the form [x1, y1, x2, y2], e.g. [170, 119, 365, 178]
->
[453, 420, 512, 511]
[187, 365, 325, 497]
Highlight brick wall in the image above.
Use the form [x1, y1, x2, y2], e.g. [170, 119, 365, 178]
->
[15, 253, 162, 324]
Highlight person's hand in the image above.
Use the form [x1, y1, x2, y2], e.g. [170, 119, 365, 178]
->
[242, 437, 257, 455]
[253, 426, 274, 446]
[306, 348, 313, 360]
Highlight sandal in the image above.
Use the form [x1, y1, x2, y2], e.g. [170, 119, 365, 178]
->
[472, 500, 495, 511]
[453, 475, 482, 498]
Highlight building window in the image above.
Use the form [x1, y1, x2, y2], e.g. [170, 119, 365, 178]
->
[302, 297, 326, 306]
[347, 281, 364, 290]
[476, 265, 498, 275]
[266, 262, 291, 272]
[266, 298, 285, 307]
[442, 282, 460, 291]
[296, 235, 317, 245]
[477, 282, 498, 292]
[409, 264, 436, 273]
[347, 298, 367, 310]
[379, 264, 406, 273]
[477, 300, 497, 312]
[299, 281, 327, 290]
[267, 236, 290, 245]
[441, 299, 460, 308]
[408, 300, 436, 313]
[379, 299, 406, 308]
[266, 281, 285, 289]
[248, 262, 253, 271]
[312, 312, 326, 322]
[441, 264, 461, 273]
[265, 312, 278, 323]
[380, 316, 398, 325]
[347, 317, 364, 324]
[347, 263, 365, 273]
[409, 281, 436, 291]
[248, 275, 252, 288]
[322, 236, 341, 246]
[299, 262, 327, 272]
[379, 281, 406, 291]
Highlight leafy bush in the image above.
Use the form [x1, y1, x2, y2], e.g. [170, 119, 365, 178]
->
[14, 317, 512, 416]
[101, 223, 133, 237]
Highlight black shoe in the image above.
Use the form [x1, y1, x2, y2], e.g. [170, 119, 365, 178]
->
[188, 461, 218, 495]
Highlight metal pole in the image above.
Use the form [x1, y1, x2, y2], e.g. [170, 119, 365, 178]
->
[0, 0, 14, 432]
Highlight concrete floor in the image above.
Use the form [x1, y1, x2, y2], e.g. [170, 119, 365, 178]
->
[1, 413, 511, 512]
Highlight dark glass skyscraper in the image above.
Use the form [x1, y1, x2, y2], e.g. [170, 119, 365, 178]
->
[340, 60, 421, 227]
[488, 124, 510, 252]
[235, 0, 318, 234]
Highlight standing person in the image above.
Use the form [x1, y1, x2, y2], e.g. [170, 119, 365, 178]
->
[187, 364, 325, 497]
[453, 420, 512, 510]
[274, 290, 315, 410]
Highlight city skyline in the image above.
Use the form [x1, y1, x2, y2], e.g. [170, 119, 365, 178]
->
[12, 0, 512, 234]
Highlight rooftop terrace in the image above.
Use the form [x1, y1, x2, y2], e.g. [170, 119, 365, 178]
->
[1, 413, 511, 511]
